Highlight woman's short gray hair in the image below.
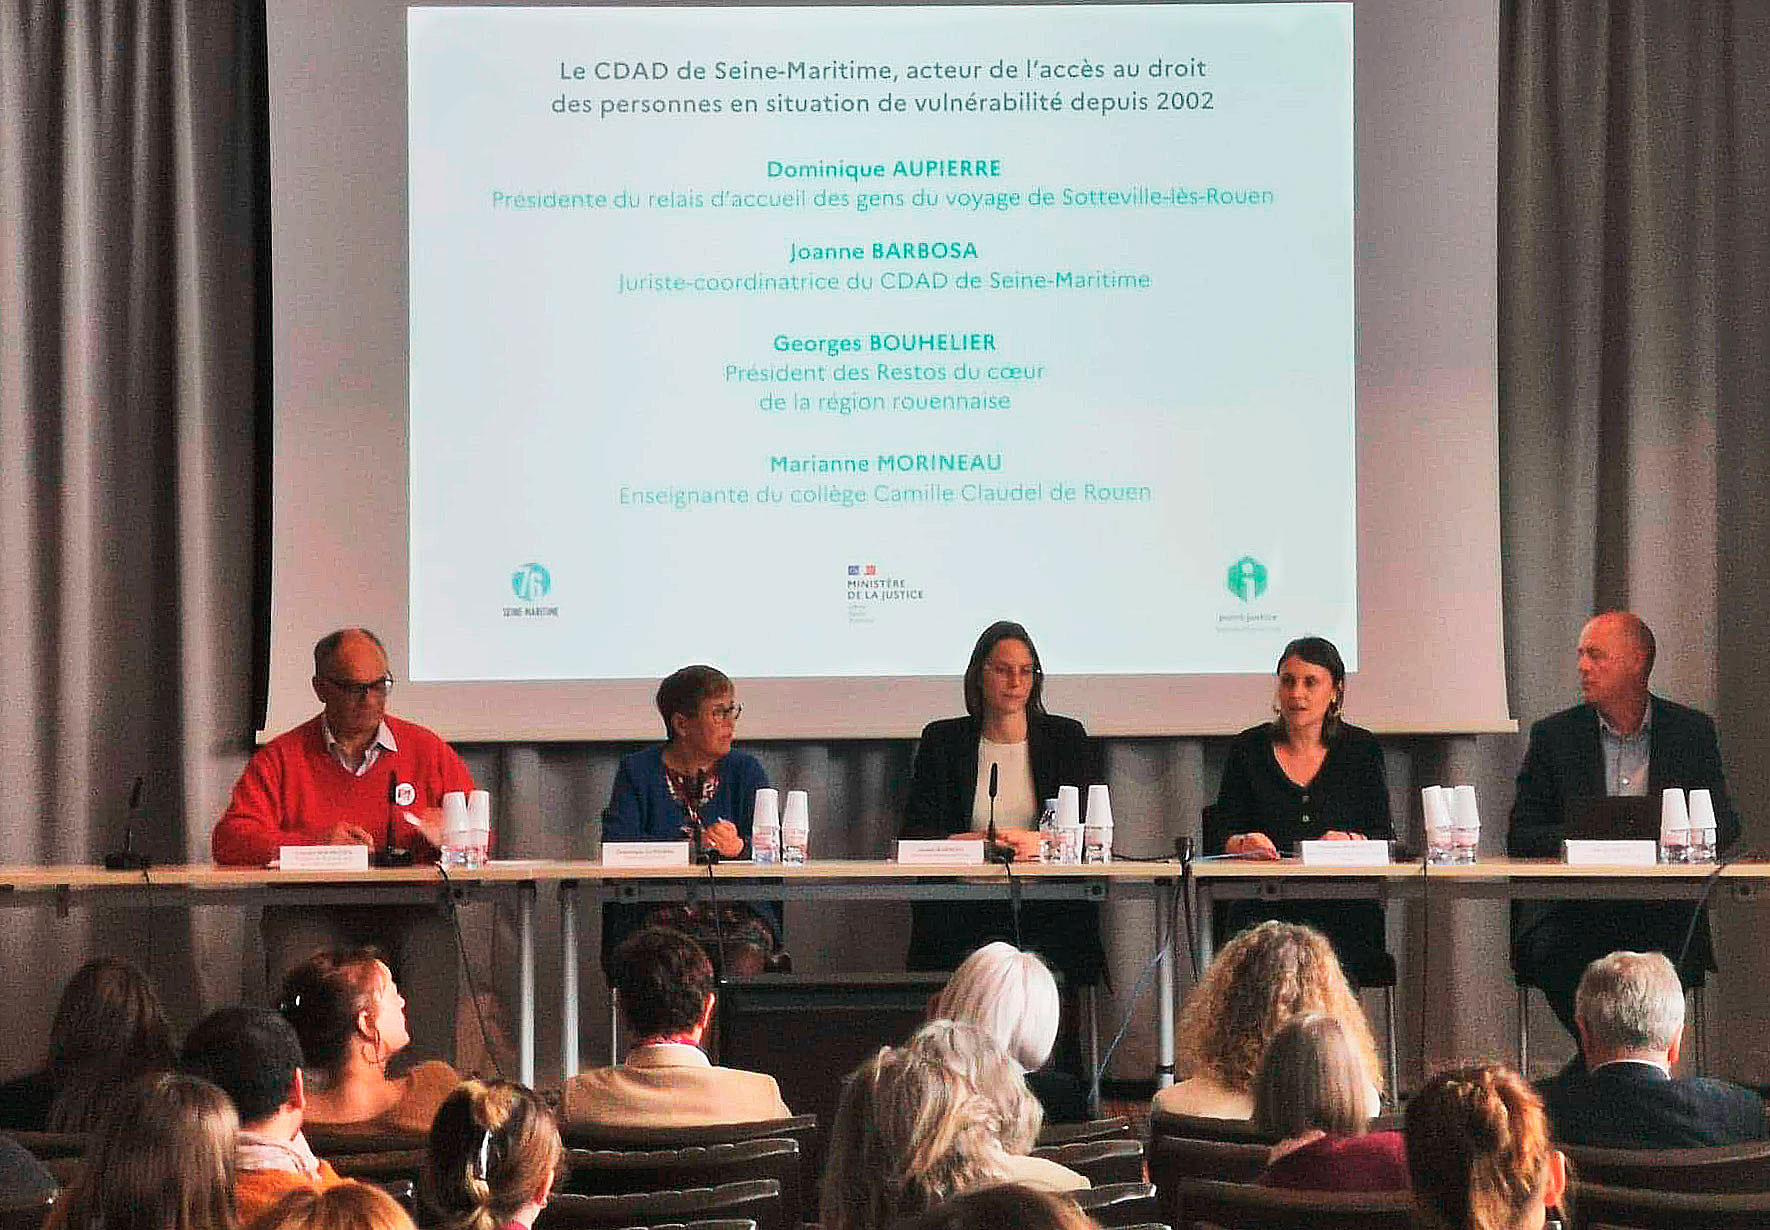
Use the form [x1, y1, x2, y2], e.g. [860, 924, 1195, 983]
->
[904, 1019, 1043, 1154]
[1575, 950, 1684, 1053]
[930, 942, 1061, 1072]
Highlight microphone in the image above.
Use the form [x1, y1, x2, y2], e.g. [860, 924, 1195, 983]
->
[373, 770, 416, 867]
[105, 776, 151, 871]
[689, 772, 722, 866]
[985, 762, 1013, 865]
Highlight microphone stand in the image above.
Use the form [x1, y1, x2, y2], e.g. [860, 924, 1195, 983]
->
[685, 773, 731, 981]
[983, 763, 1022, 947]
[105, 777, 151, 871]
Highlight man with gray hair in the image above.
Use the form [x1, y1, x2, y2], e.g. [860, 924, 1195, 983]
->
[1538, 950, 1765, 1147]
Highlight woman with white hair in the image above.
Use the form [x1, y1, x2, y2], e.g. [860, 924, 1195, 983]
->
[903, 1020, 1088, 1192]
[930, 942, 1086, 1122]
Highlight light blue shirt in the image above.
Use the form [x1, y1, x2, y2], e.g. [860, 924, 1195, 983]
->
[1599, 700, 1652, 797]
[321, 719, 398, 776]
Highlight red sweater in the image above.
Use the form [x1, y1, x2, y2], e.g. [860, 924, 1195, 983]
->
[212, 715, 475, 866]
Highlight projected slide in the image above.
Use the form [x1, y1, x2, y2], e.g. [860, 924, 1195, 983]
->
[407, 3, 1354, 683]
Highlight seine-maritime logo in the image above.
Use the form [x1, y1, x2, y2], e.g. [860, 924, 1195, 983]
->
[1226, 555, 1268, 602]
[511, 563, 551, 603]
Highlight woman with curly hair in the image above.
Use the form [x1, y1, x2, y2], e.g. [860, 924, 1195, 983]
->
[1152, 920, 1382, 1120]
[1405, 1064, 1568, 1230]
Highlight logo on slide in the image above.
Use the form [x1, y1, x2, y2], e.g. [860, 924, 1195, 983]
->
[1225, 556, 1268, 602]
[511, 563, 552, 602]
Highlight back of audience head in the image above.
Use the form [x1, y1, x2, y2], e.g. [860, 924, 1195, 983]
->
[278, 948, 399, 1085]
[904, 1019, 1041, 1154]
[897, 1183, 1094, 1230]
[1175, 920, 1382, 1095]
[180, 1006, 305, 1131]
[422, 1079, 563, 1230]
[1252, 1012, 1370, 1140]
[1575, 950, 1683, 1063]
[823, 1045, 1003, 1230]
[45, 956, 176, 1131]
[57, 1071, 238, 1230]
[1406, 1064, 1567, 1230]
[256, 1181, 416, 1230]
[608, 926, 714, 1040]
[930, 942, 1061, 1073]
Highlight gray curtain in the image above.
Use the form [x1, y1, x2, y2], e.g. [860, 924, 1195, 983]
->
[5, 0, 1770, 1087]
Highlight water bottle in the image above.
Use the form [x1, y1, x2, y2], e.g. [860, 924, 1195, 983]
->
[1450, 785, 1480, 865]
[1659, 788, 1691, 865]
[1038, 799, 1058, 863]
[1688, 789, 1718, 864]
[781, 790, 810, 864]
[1422, 786, 1454, 865]
[751, 788, 780, 865]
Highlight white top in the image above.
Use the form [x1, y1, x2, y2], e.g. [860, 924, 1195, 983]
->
[971, 738, 1037, 831]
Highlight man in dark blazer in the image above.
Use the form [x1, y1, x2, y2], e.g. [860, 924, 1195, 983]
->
[1538, 951, 1766, 1147]
[1509, 612, 1742, 1041]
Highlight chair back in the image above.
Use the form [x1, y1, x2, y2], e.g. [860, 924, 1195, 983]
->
[1031, 1139, 1145, 1186]
[1148, 1135, 1270, 1227]
[563, 1117, 817, 1156]
[328, 1148, 429, 1184]
[1037, 1117, 1135, 1148]
[564, 1139, 803, 1227]
[1070, 1181, 1159, 1228]
[1147, 1111, 1271, 1144]
[1560, 1139, 1770, 1194]
[302, 1125, 428, 1157]
[1173, 1178, 1412, 1230]
[612, 1222, 756, 1230]
[7, 1132, 86, 1160]
[535, 1180, 782, 1230]
[1575, 1182, 1770, 1229]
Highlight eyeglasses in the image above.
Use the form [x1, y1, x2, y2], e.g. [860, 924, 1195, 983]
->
[706, 702, 743, 722]
[984, 663, 1041, 682]
[324, 676, 394, 699]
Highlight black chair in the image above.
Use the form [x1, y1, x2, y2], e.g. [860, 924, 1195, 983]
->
[564, 1140, 803, 1228]
[1031, 1139, 1144, 1186]
[1037, 1116, 1135, 1148]
[535, 1181, 782, 1230]
[7, 1132, 85, 1161]
[1147, 1134, 1270, 1228]
[1070, 1182, 1159, 1228]
[1172, 1178, 1412, 1230]
[1574, 1182, 1770, 1229]
[1558, 1139, 1770, 1194]
[0, 1197, 56, 1230]
[328, 1148, 428, 1184]
[302, 1125, 429, 1156]
[609, 1223, 756, 1230]
[1147, 1111, 1272, 1144]
[563, 1117, 817, 1157]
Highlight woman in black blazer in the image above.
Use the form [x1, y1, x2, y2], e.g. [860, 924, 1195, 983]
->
[900, 620, 1106, 986]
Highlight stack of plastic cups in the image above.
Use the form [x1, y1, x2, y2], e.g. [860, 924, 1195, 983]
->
[1083, 784, 1113, 864]
[1421, 785, 1454, 864]
[440, 791, 471, 867]
[1660, 787, 1691, 864]
[1688, 789, 1719, 864]
[1450, 785, 1480, 864]
[781, 790, 810, 864]
[466, 790, 492, 867]
[1053, 785, 1083, 865]
[751, 788, 781, 864]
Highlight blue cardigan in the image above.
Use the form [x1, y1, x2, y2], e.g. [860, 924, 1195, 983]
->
[600, 746, 780, 958]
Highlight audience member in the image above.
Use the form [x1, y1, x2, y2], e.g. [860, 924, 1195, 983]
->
[1154, 920, 1383, 1120]
[421, 1079, 563, 1230]
[561, 927, 789, 1129]
[897, 1183, 1095, 1230]
[1538, 950, 1767, 1147]
[179, 1007, 347, 1223]
[930, 942, 1085, 1123]
[46, 1072, 238, 1230]
[1253, 1014, 1406, 1191]
[1406, 1064, 1568, 1230]
[903, 1021, 1087, 1192]
[0, 956, 176, 1132]
[250, 1181, 417, 1230]
[822, 1046, 1005, 1230]
[279, 949, 459, 1134]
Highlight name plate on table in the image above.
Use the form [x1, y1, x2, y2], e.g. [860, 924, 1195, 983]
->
[1299, 840, 1392, 866]
[602, 841, 691, 868]
[278, 845, 370, 871]
[1563, 839, 1658, 866]
[896, 840, 985, 866]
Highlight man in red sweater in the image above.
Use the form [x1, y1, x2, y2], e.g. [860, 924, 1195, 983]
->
[215, 627, 475, 1060]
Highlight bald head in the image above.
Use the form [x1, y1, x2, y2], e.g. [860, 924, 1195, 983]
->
[311, 629, 392, 744]
[1578, 613, 1654, 727]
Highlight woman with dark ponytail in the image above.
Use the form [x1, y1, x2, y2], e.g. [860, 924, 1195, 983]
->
[1405, 1064, 1569, 1230]
[420, 1080, 563, 1230]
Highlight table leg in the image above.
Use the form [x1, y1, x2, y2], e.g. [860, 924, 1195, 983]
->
[560, 881, 580, 1079]
[519, 881, 536, 1087]
[1156, 880, 1176, 1089]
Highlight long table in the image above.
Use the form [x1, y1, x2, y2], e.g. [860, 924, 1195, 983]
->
[3, 857, 1761, 1092]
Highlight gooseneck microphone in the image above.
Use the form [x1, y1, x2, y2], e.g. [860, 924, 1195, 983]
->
[985, 762, 1014, 866]
[105, 776, 152, 871]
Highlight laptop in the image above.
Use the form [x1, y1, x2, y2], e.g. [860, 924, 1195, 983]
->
[1563, 795, 1660, 841]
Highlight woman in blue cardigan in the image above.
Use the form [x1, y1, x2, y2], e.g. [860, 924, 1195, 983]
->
[601, 664, 781, 975]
